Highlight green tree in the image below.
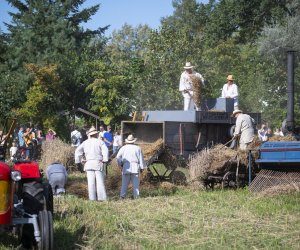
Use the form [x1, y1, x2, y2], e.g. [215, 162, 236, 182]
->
[86, 60, 133, 125]
[1, 0, 107, 136]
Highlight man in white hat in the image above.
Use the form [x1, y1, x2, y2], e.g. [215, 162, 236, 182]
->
[75, 126, 108, 201]
[232, 110, 255, 150]
[221, 74, 239, 110]
[116, 134, 145, 199]
[179, 62, 205, 111]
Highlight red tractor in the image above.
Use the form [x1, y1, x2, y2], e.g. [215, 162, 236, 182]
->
[0, 119, 53, 250]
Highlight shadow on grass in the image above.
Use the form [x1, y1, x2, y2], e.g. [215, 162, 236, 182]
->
[0, 232, 19, 249]
[53, 214, 87, 250]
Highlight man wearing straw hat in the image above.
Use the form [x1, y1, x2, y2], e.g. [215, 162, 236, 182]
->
[179, 62, 205, 111]
[75, 126, 108, 201]
[221, 74, 239, 110]
[232, 110, 255, 150]
[116, 134, 145, 199]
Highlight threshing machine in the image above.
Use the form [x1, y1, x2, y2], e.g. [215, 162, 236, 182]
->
[121, 100, 261, 181]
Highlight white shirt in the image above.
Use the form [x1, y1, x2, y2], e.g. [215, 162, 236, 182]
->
[75, 138, 105, 171]
[71, 129, 82, 147]
[116, 144, 145, 174]
[98, 129, 107, 139]
[221, 83, 239, 106]
[100, 140, 109, 162]
[179, 70, 204, 97]
[113, 135, 122, 147]
[234, 114, 255, 144]
[258, 129, 268, 141]
[10, 146, 18, 159]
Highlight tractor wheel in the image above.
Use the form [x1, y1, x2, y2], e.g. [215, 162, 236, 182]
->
[20, 181, 45, 249]
[37, 210, 53, 250]
[43, 182, 54, 214]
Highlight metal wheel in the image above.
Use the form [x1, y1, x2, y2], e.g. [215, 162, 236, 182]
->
[221, 171, 236, 189]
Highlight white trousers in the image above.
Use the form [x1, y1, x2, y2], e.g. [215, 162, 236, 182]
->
[86, 170, 107, 201]
[183, 95, 195, 111]
[120, 173, 140, 199]
[49, 172, 66, 195]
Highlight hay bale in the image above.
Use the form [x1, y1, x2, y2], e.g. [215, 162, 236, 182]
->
[40, 139, 75, 172]
[189, 144, 238, 182]
[139, 138, 164, 161]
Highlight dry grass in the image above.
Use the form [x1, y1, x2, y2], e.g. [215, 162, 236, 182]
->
[189, 144, 238, 183]
[40, 139, 75, 172]
[268, 134, 297, 141]
[190, 74, 202, 110]
[257, 183, 300, 197]
[50, 187, 300, 250]
[139, 138, 163, 161]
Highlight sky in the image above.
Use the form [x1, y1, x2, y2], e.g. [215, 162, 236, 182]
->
[0, 0, 207, 36]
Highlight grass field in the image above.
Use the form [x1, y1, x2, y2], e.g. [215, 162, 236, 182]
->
[1, 172, 300, 250]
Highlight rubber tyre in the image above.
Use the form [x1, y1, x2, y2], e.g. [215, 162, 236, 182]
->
[43, 182, 54, 214]
[48, 211, 54, 250]
[38, 210, 53, 250]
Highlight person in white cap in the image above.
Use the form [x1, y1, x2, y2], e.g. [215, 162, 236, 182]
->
[116, 134, 145, 199]
[179, 62, 205, 111]
[221, 75, 239, 110]
[75, 126, 108, 201]
[232, 110, 255, 150]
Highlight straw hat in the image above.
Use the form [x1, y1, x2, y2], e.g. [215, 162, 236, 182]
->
[183, 62, 194, 69]
[227, 75, 234, 81]
[125, 134, 137, 144]
[87, 126, 98, 136]
[232, 109, 243, 116]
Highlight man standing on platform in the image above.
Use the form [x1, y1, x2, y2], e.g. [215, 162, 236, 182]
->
[179, 62, 204, 111]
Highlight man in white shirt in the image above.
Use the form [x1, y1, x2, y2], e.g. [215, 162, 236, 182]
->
[179, 62, 205, 111]
[113, 131, 122, 154]
[71, 126, 82, 147]
[116, 134, 145, 199]
[232, 110, 255, 150]
[98, 125, 107, 139]
[221, 74, 239, 110]
[75, 126, 107, 201]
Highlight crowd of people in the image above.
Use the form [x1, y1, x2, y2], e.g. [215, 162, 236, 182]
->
[258, 124, 285, 142]
[7, 125, 57, 161]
